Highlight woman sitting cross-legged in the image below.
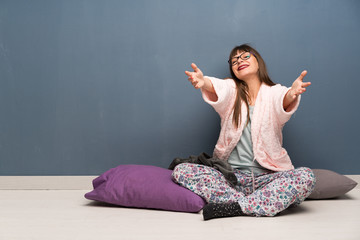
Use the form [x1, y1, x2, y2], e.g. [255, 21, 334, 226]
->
[172, 44, 316, 220]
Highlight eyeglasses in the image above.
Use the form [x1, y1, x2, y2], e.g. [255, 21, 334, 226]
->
[228, 52, 252, 66]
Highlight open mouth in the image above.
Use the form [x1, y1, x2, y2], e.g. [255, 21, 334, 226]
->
[238, 65, 249, 71]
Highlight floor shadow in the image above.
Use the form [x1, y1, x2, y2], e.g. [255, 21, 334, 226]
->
[276, 205, 310, 217]
[84, 201, 121, 208]
[83, 200, 201, 214]
[305, 193, 355, 201]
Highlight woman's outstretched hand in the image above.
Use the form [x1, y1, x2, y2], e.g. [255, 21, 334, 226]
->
[283, 70, 311, 111]
[185, 63, 205, 89]
[289, 70, 312, 99]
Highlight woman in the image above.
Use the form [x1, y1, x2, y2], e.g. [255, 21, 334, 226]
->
[172, 44, 316, 220]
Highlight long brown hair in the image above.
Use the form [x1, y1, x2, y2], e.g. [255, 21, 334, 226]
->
[228, 44, 275, 128]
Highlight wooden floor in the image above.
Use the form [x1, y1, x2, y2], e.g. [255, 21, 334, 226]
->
[1, 188, 360, 240]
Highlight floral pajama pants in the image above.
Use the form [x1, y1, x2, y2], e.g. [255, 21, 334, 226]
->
[172, 163, 316, 217]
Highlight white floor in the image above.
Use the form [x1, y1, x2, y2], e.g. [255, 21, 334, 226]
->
[1, 188, 360, 240]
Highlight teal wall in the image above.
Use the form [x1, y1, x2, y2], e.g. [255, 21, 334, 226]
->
[0, 0, 359, 175]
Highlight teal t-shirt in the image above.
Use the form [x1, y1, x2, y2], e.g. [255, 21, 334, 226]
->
[227, 106, 269, 174]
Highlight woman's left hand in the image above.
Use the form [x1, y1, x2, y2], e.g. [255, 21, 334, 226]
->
[283, 70, 312, 111]
[289, 70, 311, 99]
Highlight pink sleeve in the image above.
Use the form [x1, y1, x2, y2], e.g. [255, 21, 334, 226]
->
[272, 84, 301, 125]
[200, 77, 236, 118]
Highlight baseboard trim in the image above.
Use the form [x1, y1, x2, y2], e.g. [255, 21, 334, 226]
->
[0, 175, 359, 190]
[0, 176, 97, 190]
[348, 175, 360, 188]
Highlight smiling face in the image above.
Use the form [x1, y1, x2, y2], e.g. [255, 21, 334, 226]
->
[230, 50, 259, 81]
[228, 44, 275, 87]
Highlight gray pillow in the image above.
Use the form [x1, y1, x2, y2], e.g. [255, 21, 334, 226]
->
[307, 169, 358, 199]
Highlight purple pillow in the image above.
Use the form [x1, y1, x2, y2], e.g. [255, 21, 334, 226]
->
[85, 165, 206, 212]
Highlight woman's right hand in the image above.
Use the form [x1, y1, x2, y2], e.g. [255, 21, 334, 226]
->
[185, 63, 205, 89]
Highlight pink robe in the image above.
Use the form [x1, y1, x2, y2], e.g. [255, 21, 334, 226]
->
[201, 77, 301, 172]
